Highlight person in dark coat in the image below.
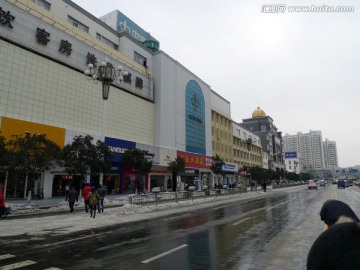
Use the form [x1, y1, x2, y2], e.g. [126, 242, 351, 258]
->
[65, 186, 78, 214]
[97, 185, 106, 213]
[307, 221, 360, 270]
[320, 199, 359, 228]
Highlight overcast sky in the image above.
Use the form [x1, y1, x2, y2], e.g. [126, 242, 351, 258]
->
[71, 0, 359, 168]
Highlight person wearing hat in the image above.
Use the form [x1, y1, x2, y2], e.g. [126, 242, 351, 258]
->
[320, 199, 359, 229]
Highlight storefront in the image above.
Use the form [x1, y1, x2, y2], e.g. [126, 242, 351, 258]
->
[177, 151, 212, 191]
[221, 162, 239, 187]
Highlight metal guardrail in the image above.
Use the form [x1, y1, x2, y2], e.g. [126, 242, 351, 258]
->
[129, 188, 248, 206]
[128, 183, 307, 206]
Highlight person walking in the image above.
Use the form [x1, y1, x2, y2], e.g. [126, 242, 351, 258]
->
[97, 184, 106, 213]
[88, 187, 100, 218]
[82, 183, 91, 213]
[65, 186, 78, 214]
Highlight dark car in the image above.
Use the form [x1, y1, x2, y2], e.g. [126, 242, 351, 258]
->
[338, 179, 346, 189]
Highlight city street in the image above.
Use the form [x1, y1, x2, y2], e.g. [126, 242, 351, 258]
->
[1, 184, 360, 270]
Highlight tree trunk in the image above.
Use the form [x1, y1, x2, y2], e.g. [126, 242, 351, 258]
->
[172, 172, 177, 192]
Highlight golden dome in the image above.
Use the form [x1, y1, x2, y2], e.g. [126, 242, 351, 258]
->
[252, 106, 266, 118]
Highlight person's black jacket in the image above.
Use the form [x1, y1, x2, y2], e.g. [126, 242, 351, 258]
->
[65, 189, 78, 203]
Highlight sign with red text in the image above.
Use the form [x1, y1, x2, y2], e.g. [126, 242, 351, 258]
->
[177, 151, 212, 169]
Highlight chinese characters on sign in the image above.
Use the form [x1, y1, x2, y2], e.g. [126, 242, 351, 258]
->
[0, 7, 15, 29]
[2, 5, 145, 89]
[135, 77, 143, 89]
[177, 151, 212, 169]
[123, 72, 132, 84]
[86, 53, 97, 67]
[59, 40, 72, 55]
[36, 28, 50, 45]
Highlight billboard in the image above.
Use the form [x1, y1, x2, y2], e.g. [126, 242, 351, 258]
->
[285, 152, 297, 158]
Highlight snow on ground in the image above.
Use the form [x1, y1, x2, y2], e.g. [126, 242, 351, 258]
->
[1, 187, 301, 237]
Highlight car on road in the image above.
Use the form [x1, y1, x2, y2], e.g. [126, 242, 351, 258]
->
[338, 179, 346, 189]
[308, 181, 317, 190]
[319, 180, 326, 187]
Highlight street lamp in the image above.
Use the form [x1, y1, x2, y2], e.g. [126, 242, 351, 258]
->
[84, 61, 128, 100]
[84, 61, 128, 186]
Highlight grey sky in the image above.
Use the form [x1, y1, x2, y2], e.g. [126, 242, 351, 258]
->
[71, 0, 360, 167]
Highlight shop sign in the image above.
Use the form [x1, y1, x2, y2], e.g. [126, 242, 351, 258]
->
[222, 162, 238, 173]
[177, 151, 212, 169]
[105, 137, 135, 162]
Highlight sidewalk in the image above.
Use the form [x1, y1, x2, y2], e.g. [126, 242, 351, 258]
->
[3, 194, 128, 218]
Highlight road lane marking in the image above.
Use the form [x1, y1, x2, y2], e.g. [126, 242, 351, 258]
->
[266, 201, 287, 211]
[233, 217, 251, 226]
[0, 260, 37, 270]
[0, 254, 15, 260]
[141, 244, 188, 263]
[42, 230, 115, 247]
[165, 214, 191, 220]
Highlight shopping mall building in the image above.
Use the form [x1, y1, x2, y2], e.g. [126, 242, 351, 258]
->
[0, 0, 216, 198]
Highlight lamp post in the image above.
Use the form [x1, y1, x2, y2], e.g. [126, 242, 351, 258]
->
[84, 61, 128, 185]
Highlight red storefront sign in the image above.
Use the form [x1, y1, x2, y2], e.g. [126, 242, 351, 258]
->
[177, 151, 212, 169]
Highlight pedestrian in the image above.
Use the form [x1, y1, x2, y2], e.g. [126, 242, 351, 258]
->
[320, 199, 359, 229]
[65, 186, 78, 214]
[88, 187, 100, 218]
[82, 183, 91, 213]
[97, 184, 106, 213]
[307, 220, 360, 270]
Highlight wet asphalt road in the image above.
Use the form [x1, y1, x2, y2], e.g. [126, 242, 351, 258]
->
[2, 184, 360, 270]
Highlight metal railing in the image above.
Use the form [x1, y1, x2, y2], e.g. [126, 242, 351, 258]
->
[128, 188, 248, 206]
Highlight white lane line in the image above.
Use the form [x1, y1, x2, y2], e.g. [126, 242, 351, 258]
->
[43, 230, 114, 247]
[233, 217, 251, 226]
[165, 214, 191, 220]
[0, 260, 37, 270]
[266, 201, 287, 211]
[141, 244, 188, 263]
[0, 255, 15, 261]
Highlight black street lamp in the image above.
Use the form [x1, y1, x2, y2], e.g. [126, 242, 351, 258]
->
[84, 61, 128, 100]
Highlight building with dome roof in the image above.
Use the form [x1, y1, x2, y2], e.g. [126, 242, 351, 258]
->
[239, 107, 284, 172]
[252, 106, 267, 118]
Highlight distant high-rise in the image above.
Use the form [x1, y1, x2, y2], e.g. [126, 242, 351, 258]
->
[283, 131, 326, 170]
[323, 139, 339, 168]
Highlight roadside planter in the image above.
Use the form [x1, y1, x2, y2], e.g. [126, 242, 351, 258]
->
[152, 187, 161, 206]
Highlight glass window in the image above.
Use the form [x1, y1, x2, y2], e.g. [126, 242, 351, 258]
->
[68, 16, 89, 33]
[134, 52, 147, 67]
[32, 0, 51, 10]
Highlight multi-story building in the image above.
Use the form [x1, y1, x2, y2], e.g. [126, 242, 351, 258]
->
[211, 91, 237, 187]
[232, 123, 262, 169]
[0, 0, 215, 198]
[323, 138, 338, 169]
[283, 131, 326, 171]
[239, 107, 284, 172]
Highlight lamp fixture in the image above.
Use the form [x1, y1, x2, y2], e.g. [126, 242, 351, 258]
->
[84, 61, 128, 100]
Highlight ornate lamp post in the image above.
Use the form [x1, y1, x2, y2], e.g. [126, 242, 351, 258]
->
[84, 61, 128, 100]
[84, 61, 128, 185]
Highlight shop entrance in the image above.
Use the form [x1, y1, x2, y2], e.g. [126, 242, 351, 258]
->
[52, 175, 81, 197]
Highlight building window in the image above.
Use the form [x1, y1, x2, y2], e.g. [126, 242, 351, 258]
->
[31, 0, 51, 10]
[95, 33, 118, 50]
[134, 52, 147, 67]
[68, 16, 89, 33]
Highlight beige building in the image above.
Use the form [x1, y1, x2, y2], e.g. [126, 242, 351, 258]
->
[233, 123, 263, 169]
